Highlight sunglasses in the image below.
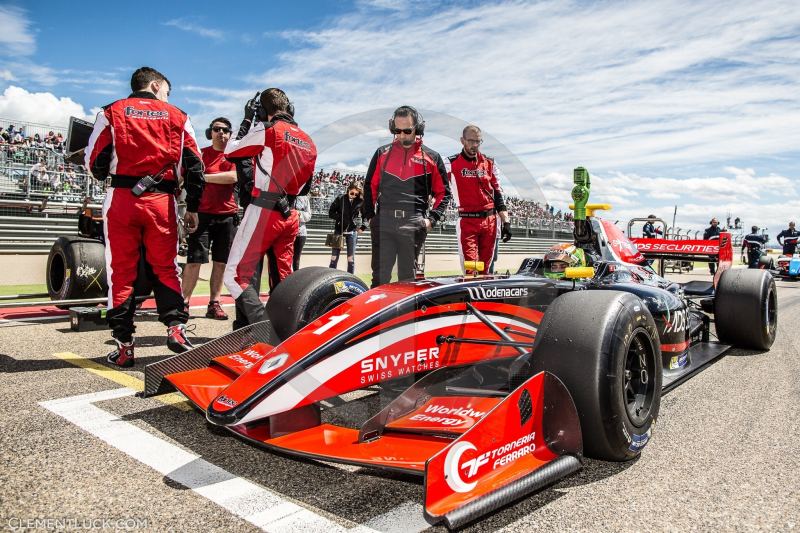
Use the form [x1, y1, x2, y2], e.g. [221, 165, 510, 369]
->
[393, 128, 415, 135]
[212, 127, 231, 133]
[348, 192, 359, 197]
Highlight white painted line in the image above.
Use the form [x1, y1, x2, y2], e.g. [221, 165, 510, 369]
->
[40, 388, 382, 533]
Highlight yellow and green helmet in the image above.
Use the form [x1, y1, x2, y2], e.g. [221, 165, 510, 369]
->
[543, 243, 586, 279]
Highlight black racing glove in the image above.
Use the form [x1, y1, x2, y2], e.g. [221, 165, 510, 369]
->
[243, 92, 259, 121]
[501, 222, 512, 242]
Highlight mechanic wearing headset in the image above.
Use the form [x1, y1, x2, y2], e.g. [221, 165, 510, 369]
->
[181, 117, 237, 321]
[777, 221, 799, 256]
[446, 124, 511, 274]
[363, 106, 451, 287]
[223, 88, 317, 325]
[85, 66, 204, 367]
[742, 225, 768, 268]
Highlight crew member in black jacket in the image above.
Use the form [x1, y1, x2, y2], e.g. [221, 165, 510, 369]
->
[703, 217, 721, 274]
[742, 226, 768, 268]
[777, 221, 799, 256]
[363, 106, 451, 287]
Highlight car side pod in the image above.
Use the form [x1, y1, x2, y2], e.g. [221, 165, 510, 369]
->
[423, 371, 583, 529]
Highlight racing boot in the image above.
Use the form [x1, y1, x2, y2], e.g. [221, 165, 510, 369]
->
[166, 323, 195, 354]
[107, 338, 135, 368]
[205, 300, 229, 320]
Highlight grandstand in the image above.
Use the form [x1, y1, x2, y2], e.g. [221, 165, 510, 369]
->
[0, 117, 573, 256]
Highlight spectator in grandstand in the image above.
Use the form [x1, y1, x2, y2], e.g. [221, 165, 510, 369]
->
[28, 157, 48, 193]
[446, 124, 511, 274]
[293, 194, 312, 271]
[182, 117, 238, 321]
[703, 218, 721, 274]
[742, 226, 768, 268]
[0, 126, 8, 143]
[777, 221, 800, 256]
[363, 106, 451, 287]
[642, 215, 662, 238]
[85, 66, 204, 367]
[223, 88, 317, 325]
[328, 182, 365, 274]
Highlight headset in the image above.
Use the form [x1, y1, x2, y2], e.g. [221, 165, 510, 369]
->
[389, 105, 425, 136]
[205, 117, 232, 140]
[254, 90, 296, 123]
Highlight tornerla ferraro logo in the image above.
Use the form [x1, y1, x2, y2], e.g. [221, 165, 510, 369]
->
[443, 431, 538, 493]
[466, 286, 529, 300]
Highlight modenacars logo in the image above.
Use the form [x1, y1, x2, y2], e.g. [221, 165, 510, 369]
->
[466, 286, 528, 300]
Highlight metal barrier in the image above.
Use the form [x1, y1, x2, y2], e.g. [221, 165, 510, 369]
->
[0, 117, 67, 143]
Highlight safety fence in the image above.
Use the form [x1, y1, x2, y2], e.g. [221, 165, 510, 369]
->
[0, 209, 572, 255]
[0, 117, 67, 144]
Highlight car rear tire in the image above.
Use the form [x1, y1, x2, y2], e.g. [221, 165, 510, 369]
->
[715, 268, 777, 350]
[266, 267, 368, 341]
[46, 235, 107, 303]
[530, 290, 662, 461]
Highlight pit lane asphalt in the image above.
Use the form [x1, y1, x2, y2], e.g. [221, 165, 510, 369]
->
[1, 271, 798, 532]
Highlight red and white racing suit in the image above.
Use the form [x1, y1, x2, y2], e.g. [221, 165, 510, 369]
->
[85, 91, 204, 342]
[223, 114, 317, 324]
[446, 150, 507, 273]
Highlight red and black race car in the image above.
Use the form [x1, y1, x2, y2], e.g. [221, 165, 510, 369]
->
[143, 179, 776, 528]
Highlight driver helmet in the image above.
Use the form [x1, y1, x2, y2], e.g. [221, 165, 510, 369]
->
[543, 243, 586, 279]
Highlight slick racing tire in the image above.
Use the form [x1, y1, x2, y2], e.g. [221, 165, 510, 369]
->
[758, 255, 774, 270]
[266, 267, 368, 341]
[714, 268, 777, 350]
[46, 235, 107, 304]
[530, 290, 662, 461]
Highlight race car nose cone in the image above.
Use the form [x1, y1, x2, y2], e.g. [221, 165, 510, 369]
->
[206, 402, 244, 426]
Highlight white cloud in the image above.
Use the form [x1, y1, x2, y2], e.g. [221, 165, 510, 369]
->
[0, 86, 94, 127]
[0, 6, 35, 56]
[163, 18, 224, 40]
[330, 162, 369, 173]
[64, 0, 800, 235]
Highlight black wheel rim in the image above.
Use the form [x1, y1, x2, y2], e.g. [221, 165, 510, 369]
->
[321, 294, 354, 315]
[623, 330, 657, 427]
[764, 285, 777, 339]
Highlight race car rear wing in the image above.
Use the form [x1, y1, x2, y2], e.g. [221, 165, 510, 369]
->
[629, 232, 733, 282]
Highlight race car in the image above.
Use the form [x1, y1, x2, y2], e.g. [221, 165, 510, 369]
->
[775, 253, 800, 279]
[143, 167, 777, 529]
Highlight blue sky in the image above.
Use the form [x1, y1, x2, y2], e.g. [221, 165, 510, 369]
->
[1, 0, 799, 234]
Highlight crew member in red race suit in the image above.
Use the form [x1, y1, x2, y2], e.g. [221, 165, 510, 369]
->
[446, 124, 512, 274]
[223, 88, 317, 324]
[85, 66, 204, 367]
[363, 106, 451, 287]
[182, 117, 238, 320]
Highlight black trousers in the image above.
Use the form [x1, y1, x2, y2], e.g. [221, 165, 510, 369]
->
[293, 234, 306, 271]
[107, 248, 187, 342]
[232, 249, 280, 329]
[370, 214, 426, 288]
[747, 250, 762, 269]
